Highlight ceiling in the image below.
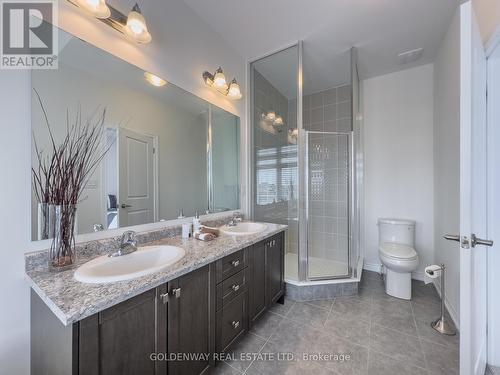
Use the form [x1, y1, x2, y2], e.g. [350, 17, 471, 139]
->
[182, 0, 458, 94]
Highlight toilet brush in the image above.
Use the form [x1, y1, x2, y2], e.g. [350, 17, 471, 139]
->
[430, 264, 457, 335]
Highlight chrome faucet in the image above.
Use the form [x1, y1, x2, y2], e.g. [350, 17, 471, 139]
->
[227, 212, 242, 227]
[109, 230, 138, 257]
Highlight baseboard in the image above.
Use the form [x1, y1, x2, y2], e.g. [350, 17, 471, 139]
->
[363, 262, 381, 274]
[433, 279, 460, 330]
[363, 262, 425, 281]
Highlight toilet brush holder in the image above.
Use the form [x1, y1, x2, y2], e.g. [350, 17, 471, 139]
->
[430, 264, 456, 335]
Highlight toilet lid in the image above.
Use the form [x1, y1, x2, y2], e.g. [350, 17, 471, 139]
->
[379, 243, 417, 260]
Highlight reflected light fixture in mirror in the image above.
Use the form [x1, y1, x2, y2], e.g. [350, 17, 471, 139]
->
[75, 0, 110, 18]
[67, 0, 152, 44]
[202, 67, 242, 100]
[144, 72, 166, 87]
[125, 3, 152, 44]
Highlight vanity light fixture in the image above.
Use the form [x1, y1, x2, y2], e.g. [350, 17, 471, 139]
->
[67, 0, 152, 44]
[227, 79, 242, 100]
[125, 4, 152, 44]
[274, 116, 284, 126]
[202, 67, 242, 100]
[261, 111, 285, 129]
[144, 72, 166, 87]
[75, 0, 110, 18]
[288, 128, 298, 144]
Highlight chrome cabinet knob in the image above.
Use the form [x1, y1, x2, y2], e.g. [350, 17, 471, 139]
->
[231, 260, 240, 267]
[231, 320, 240, 329]
[231, 284, 240, 292]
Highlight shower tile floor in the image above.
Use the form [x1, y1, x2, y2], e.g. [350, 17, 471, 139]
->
[212, 271, 459, 375]
[285, 252, 349, 280]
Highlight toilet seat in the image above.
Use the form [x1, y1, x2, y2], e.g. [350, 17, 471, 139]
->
[379, 243, 417, 261]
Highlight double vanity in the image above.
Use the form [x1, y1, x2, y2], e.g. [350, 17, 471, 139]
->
[26, 219, 286, 375]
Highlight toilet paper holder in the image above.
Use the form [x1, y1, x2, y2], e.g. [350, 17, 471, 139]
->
[427, 264, 457, 336]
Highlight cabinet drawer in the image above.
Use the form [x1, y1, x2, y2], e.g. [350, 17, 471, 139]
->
[216, 291, 247, 353]
[216, 268, 247, 311]
[216, 249, 246, 283]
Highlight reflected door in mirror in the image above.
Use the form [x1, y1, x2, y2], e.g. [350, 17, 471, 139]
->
[118, 128, 156, 227]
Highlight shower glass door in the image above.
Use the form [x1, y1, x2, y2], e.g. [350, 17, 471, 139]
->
[306, 131, 350, 279]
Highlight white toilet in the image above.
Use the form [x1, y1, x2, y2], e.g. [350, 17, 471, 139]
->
[378, 218, 419, 300]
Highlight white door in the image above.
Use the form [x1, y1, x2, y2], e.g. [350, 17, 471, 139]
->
[118, 127, 155, 227]
[459, 2, 492, 374]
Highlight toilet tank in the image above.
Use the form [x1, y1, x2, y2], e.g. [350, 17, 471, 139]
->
[378, 218, 415, 246]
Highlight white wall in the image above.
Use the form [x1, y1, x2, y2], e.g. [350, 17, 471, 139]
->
[0, 1, 246, 373]
[362, 64, 435, 280]
[433, 8, 461, 326]
[0, 71, 32, 375]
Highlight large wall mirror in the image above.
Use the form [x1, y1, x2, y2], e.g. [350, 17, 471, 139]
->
[31, 27, 240, 241]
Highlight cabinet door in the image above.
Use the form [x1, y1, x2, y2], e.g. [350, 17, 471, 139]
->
[248, 242, 267, 325]
[78, 289, 161, 375]
[267, 233, 285, 305]
[167, 264, 215, 375]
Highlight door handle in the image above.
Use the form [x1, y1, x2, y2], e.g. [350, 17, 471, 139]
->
[444, 234, 493, 248]
[159, 288, 181, 304]
[171, 288, 181, 298]
[121, 204, 132, 208]
[471, 234, 494, 247]
[444, 234, 460, 242]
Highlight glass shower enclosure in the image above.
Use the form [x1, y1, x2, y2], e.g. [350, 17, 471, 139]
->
[250, 43, 363, 284]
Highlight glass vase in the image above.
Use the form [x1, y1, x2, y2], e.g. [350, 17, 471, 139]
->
[49, 204, 77, 271]
[37, 203, 56, 240]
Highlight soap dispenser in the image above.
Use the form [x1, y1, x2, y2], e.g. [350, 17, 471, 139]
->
[193, 211, 201, 232]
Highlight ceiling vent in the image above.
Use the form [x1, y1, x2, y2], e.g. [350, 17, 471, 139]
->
[397, 48, 424, 65]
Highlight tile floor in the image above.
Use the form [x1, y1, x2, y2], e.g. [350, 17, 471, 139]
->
[212, 271, 459, 375]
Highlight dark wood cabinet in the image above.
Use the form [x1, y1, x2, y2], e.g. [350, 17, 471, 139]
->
[31, 230, 285, 375]
[248, 232, 285, 327]
[248, 240, 267, 324]
[77, 266, 215, 375]
[166, 265, 215, 375]
[79, 289, 162, 375]
[267, 232, 285, 305]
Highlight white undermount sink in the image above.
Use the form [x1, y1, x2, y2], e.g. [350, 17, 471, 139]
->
[74, 245, 185, 283]
[219, 222, 268, 236]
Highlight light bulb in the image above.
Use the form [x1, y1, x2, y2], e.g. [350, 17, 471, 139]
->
[144, 72, 166, 87]
[86, 0, 99, 8]
[125, 4, 152, 43]
[265, 111, 276, 122]
[76, 0, 110, 18]
[213, 67, 228, 91]
[227, 79, 242, 99]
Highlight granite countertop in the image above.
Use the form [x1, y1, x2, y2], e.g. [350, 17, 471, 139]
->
[25, 222, 287, 326]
